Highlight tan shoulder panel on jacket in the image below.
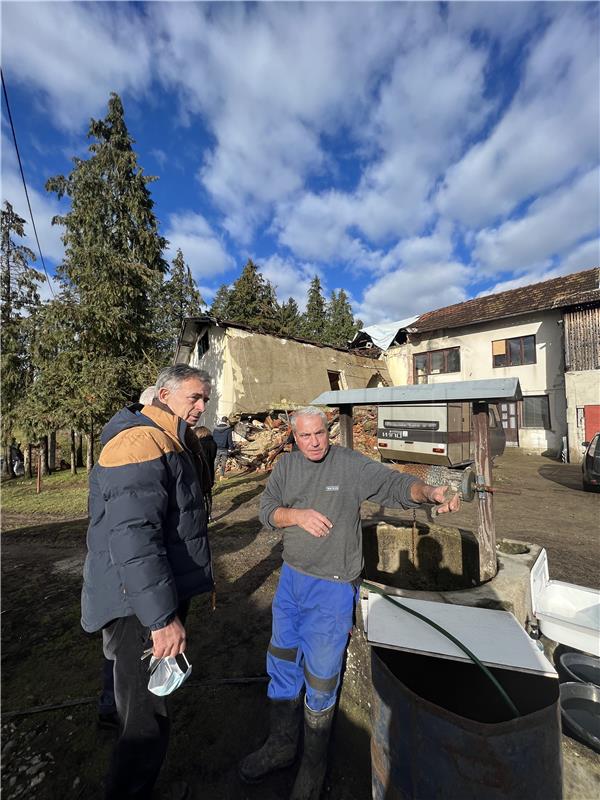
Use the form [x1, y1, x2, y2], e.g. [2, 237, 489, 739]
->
[99, 426, 183, 468]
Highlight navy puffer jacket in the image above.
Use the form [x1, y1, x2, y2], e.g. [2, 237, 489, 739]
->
[81, 404, 213, 633]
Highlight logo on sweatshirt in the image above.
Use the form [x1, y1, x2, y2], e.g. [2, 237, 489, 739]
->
[325, 485, 339, 492]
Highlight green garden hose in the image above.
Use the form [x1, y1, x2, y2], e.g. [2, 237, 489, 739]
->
[361, 580, 521, 718]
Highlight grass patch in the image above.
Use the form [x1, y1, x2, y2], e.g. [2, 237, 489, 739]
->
[1, 470, 89, 516]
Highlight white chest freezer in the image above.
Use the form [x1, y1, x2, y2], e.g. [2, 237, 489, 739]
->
[530, 548, 600, 657]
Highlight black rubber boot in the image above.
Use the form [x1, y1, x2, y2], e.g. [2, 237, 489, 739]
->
[239, 696, 302, 783]
[290, 703, 335, 800]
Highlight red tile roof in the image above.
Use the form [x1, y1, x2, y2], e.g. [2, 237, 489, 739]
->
[411, 268, 599, 333]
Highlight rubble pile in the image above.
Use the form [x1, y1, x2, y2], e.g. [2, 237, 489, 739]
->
[224, 406, 379, 475]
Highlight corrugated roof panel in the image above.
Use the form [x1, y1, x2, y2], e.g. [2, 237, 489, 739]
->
[311, 378, 522, 406]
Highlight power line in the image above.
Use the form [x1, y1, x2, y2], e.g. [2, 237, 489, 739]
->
[1, 69, 55, 298]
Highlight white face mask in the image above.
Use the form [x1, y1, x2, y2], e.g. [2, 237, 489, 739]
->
[147, 653, 192, 696]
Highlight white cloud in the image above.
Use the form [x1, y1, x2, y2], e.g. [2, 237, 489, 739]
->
[258, 254, 321, 311]
[274, 12, 492, 263]
[474, 167, 600, 273]
[151, 3, 439, 245]
[560, 239, 600, 274]
[2, 3, 153, 131]
[164, 212, 234, 280]
[357, 261, 470, 326]
[1, 133, 65, 265]
[478, 238, 599, 297]
[379, 222, 456, 273]
[437, 9, 599, 227]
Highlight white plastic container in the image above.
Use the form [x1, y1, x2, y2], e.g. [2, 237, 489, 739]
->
[530, 549, 600, 657]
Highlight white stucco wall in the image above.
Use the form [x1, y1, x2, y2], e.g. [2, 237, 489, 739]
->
[189, 325, 390, 425]
[565, 370, 600, 463]
[384, 311, 566, 454]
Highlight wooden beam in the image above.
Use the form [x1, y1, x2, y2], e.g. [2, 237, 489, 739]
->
[338, 405, 354, 449]
[472, 401, 497, 582]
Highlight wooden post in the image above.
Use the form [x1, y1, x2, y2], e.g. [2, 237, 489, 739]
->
[472, 401, 496, 581]
[338, 404, 354, 450]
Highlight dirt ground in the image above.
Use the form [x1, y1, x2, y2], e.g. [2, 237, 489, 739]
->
[1, 448, 599, 799]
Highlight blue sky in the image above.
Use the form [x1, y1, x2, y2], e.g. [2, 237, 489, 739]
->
[2, 1, 599, 326]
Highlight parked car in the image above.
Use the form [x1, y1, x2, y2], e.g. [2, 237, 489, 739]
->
[582, 433, 600, 492]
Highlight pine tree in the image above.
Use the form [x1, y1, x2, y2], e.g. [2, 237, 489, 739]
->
[276, 297, 301, 338]
[299, 276, 327, 343]
[156, 248, 204, 362]
[221, 259, 279, 332]
[44, 93, 168, 437]
[0, 202, 43, 475]
[326, 288, 361, 347]
[210, 284, 232, 318]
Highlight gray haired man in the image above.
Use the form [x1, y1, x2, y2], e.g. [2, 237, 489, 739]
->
[240, 406, 459, 799]
[82, 364, 213, 799]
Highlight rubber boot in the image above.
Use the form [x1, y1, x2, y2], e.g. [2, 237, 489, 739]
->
[239, 696, 302, 783]
[290, 703, 335, 800]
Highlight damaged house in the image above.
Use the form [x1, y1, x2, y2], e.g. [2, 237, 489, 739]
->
[174, 316, 390, 430]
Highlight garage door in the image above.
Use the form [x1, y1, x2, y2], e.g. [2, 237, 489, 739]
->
[584, 405, 600, 442]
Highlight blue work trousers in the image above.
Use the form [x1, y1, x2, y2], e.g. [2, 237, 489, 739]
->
[267, 563, 357, 712]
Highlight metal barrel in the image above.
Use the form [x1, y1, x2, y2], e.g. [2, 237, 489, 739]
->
[390, 463, 476, 501]
[371, 647, 562, 800]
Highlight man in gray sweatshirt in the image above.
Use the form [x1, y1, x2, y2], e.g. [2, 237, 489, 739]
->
[239, 406, 460, 799]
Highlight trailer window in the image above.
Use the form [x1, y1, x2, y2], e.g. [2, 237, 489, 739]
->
[383, 420, 439, 430]
[413, 347, 460, 382]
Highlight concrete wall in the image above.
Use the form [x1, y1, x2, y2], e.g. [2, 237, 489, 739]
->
[189, 325, 390, 426]
[384, 311, 567, 454]
[565, 370, 600, 463]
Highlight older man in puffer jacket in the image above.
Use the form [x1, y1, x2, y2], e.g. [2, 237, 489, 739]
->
[82, 364, 213, 799]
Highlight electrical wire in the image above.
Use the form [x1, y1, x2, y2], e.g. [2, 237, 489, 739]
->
[362, 579, 521, 718]
[1, 68, 55, 297]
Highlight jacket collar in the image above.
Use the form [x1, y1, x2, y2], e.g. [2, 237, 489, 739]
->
[141, 404, 187, 444]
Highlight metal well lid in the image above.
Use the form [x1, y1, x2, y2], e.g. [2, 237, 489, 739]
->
[366, 592, 556, 678]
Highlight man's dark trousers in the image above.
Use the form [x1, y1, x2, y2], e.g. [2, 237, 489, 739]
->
[102, 602, 189, 799]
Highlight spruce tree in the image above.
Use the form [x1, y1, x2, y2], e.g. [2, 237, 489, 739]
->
[299, 275, 327, 343]
[276, 297, 301, 338]
[0, 202, 43, 475]
[210, 284, 232, 318]
[45, 93, 168, 432]
[326, 288, 361, 347]
[221, 259, 279, 332]
[156, 248, 205, 362]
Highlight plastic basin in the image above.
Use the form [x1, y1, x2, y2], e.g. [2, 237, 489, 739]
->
[559, 651, 600, 687]
[560, 682, 600, 753]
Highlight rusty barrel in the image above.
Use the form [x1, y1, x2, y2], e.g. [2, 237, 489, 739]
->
[371, 647, 562, 800]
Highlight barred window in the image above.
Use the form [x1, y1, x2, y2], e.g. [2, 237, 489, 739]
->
[522, 396, 550, 429]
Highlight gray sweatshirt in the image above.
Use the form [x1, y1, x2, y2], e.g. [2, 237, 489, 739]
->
[259, 445, 420, 583]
